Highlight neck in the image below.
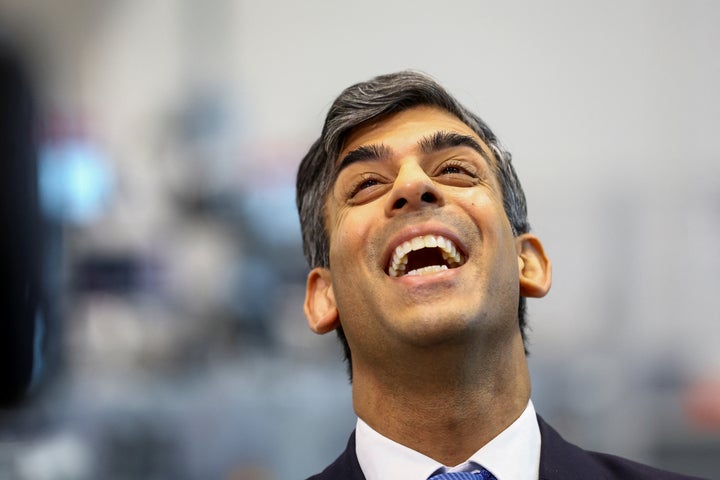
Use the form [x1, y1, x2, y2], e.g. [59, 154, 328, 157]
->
[352, 333, 530, 467]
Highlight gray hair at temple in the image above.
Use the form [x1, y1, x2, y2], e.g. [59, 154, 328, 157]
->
[296, 70, 532, 375]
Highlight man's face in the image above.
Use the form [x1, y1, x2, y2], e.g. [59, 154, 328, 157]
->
[306, 106, 543, 368]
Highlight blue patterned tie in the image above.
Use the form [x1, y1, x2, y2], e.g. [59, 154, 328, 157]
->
[427, 468, 497, 480]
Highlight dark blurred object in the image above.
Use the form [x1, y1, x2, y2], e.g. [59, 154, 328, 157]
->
[74, 253, 162, 294]
[0, 40, 42, 407]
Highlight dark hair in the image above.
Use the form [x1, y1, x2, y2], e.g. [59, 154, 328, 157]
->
[296, 70, 531, 378]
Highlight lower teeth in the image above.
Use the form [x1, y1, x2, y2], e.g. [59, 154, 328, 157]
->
[406, 265, 449, 276]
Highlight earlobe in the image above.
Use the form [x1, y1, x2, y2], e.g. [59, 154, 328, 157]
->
[304, 267, 340, 334]
[516, 233, 552, 298]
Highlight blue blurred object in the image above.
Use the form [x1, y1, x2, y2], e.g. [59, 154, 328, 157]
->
[238, 186, 301, 248]
[39, 139, 113, 224]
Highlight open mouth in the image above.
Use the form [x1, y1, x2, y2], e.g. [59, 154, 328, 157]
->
[387, 234, 466, 277]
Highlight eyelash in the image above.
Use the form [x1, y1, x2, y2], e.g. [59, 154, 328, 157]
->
[438, 160, 477, 177]
[348, 174, 382, 198]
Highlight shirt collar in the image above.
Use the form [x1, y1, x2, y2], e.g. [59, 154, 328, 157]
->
[355, 400, 541, 480]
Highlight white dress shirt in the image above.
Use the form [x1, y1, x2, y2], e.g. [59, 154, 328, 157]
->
[355, 400, 541, 480]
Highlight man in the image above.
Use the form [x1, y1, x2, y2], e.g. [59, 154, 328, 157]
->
[296, 71, 701, 480]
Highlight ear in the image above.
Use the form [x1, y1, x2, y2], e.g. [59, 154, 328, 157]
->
[516, 233, 552, 298]
[304, 267, 340, 334]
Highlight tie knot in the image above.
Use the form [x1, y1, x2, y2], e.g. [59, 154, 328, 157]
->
[427, 468, 497, 480]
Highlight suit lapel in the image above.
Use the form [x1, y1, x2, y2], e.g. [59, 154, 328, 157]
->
[308, 431, 366, 480]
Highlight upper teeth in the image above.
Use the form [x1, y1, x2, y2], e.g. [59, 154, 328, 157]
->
[388, 234, 465, 277]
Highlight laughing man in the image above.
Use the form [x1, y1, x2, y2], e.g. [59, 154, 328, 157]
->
[295, 71, 701, 480]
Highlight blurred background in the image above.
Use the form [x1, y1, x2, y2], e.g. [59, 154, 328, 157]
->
[0, 0, 718, 478]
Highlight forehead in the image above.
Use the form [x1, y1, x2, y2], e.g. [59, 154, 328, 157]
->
[337, 105, 494, 164]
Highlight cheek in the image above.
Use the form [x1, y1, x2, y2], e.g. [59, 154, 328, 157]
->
[329, 208, 374, 264]
[451, 185, 491, 209]
[460, 191, 518, 266]
[456, 190, 509, 231]
[336, 207, 375, 240]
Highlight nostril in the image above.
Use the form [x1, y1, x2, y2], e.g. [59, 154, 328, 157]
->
[393, 198, 408, 209]
[421, 191, 437, 203]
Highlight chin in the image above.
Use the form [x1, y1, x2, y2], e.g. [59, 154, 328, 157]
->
[400, 305, 516, 347]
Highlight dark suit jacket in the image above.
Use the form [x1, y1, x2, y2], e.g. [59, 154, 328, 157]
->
[306, 416, 705, 479]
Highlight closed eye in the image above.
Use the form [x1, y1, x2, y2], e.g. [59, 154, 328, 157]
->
[347, 174, 385, 201]
[440, 165, 468, 175]
[353, 178, 379, 194]
[437, 160, 478, 178]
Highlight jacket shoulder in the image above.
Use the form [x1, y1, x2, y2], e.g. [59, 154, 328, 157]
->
[538, 416, 705, 480]
[587, 450, 705, 479]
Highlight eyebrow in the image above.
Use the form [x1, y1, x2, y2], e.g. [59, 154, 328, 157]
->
[335, 130, 490, 177]
[336, 144, 393, 174]
[419, 131, 490, 161]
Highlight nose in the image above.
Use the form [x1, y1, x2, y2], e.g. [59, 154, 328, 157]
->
[384, 162, 444, 217]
